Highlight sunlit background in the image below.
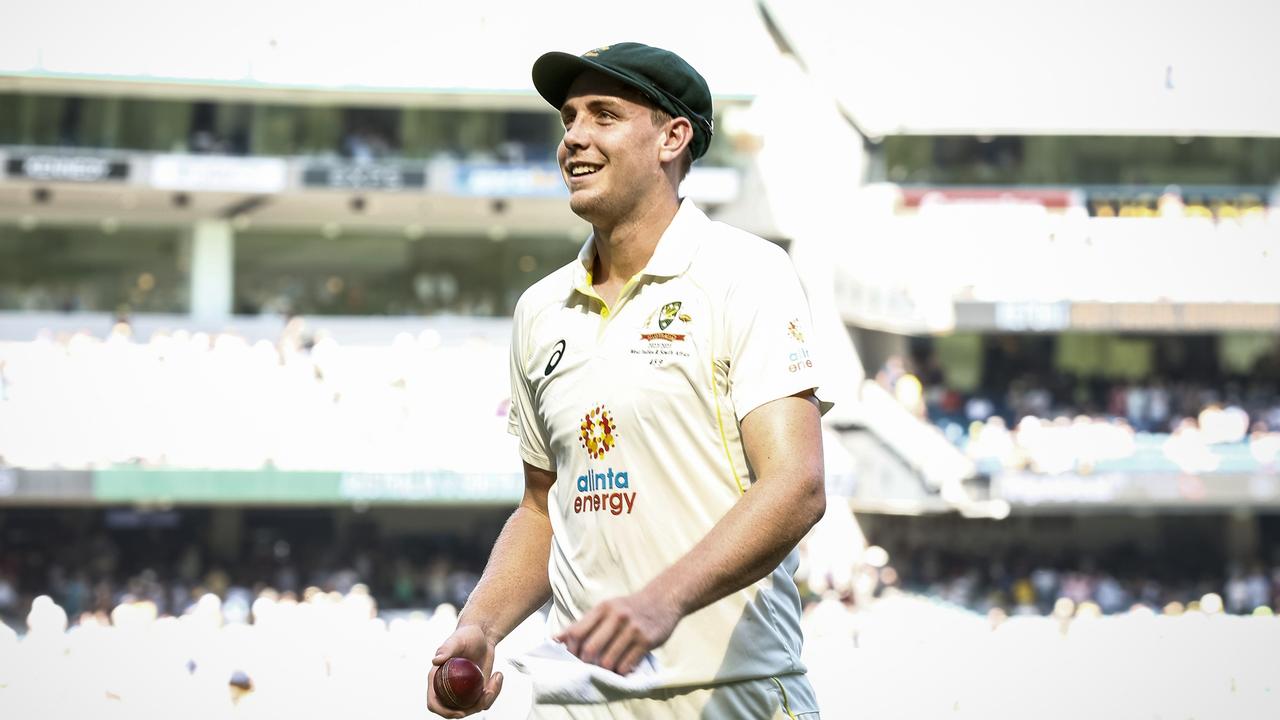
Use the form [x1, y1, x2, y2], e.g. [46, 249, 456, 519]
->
[2, 0, 1279, 717]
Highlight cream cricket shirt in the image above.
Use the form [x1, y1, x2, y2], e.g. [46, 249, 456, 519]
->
[508, 200, 829, 691]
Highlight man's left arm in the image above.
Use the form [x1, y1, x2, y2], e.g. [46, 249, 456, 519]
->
[556, 390, 826, 674]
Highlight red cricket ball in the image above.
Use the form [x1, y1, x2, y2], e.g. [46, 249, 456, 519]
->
[434, 657, 485, 710]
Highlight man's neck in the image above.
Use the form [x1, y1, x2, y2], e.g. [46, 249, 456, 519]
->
[591, 194, 681, 298]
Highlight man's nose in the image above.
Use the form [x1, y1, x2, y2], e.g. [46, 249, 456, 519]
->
[563, 120, 589, 151]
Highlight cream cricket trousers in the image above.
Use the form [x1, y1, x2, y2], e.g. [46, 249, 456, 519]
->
[528, 673, 820, 720]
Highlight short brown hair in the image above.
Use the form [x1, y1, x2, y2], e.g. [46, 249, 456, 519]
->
[650, 107, 694, 181]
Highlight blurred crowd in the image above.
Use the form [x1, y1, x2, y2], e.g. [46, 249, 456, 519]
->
[0, 320, 513, 472]
[879, 552, 1280, 619]
[0, 487, 1275, 718]
[0, 528, 487, 636]
[1087, 188, 1270, 221]
[2, 550, 1276, 720]
[875, 355, 1280, 476]
[9, 524, 1273, 647]
[791, 521, 1280, 621]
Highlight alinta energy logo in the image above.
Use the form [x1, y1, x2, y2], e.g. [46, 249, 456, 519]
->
[575, 404, 636, 516]
[579, 405, 616, 459]
[786, 318, 814, 374]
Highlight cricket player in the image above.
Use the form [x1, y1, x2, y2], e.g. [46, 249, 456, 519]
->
[428, 42, 829, 719]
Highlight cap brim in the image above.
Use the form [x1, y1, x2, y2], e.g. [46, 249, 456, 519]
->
[531, 51, 671, 114]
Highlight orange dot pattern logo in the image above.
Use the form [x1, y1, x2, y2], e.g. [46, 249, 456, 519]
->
[787, 319, 805, 343]
[579, 405, 617, 459]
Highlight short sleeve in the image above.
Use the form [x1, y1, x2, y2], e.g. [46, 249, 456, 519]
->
[507, 301, 555, 471]
[724, 246, 832, 422]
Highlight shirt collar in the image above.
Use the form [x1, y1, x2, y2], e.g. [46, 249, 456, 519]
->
[570, 200, 708, 292]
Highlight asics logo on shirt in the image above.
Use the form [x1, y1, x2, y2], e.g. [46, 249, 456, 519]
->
[545, 339, 566, 376]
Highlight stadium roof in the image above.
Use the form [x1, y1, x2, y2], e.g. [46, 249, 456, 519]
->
[759, 0, 1280, 138]
[7, 0, 1275, 133]
[1, 0, 778, 106]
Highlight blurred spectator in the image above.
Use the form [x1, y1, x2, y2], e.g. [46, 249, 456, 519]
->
[342, 127, 393, 161]
[0, 573, 17, 617]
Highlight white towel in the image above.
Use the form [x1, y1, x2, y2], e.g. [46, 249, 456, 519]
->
[507, 641, 663, 704]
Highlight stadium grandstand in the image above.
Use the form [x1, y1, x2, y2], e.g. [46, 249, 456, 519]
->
[3, 0, 1279, 717]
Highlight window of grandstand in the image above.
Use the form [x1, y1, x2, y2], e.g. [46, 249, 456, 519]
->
[188, 101, 251, 155]
[339, 107, 401, 160]
[880, 136, 1280, 186]
[233, 230, 577, 316]
[0, 223, 189, 312]
[0, 92, 745, 166]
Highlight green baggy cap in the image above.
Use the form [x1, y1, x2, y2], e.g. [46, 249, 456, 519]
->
[532, 42, 714, 160]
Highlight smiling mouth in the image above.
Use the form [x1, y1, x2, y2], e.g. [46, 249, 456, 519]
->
[568, 164, 601, 178]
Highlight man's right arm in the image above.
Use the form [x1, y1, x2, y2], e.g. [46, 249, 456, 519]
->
[427, 461, 555, 718]
[458, 460, 555, 642]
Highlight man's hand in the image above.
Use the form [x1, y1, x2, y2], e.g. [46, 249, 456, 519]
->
[425, 462, 553, 716]
[428, 624, 504, 718]
[554, 588, 682, 675]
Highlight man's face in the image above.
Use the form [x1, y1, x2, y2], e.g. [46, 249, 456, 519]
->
[557, 71, 666, 224]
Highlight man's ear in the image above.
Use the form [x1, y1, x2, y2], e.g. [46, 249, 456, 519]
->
[658, 116, 694, 164]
